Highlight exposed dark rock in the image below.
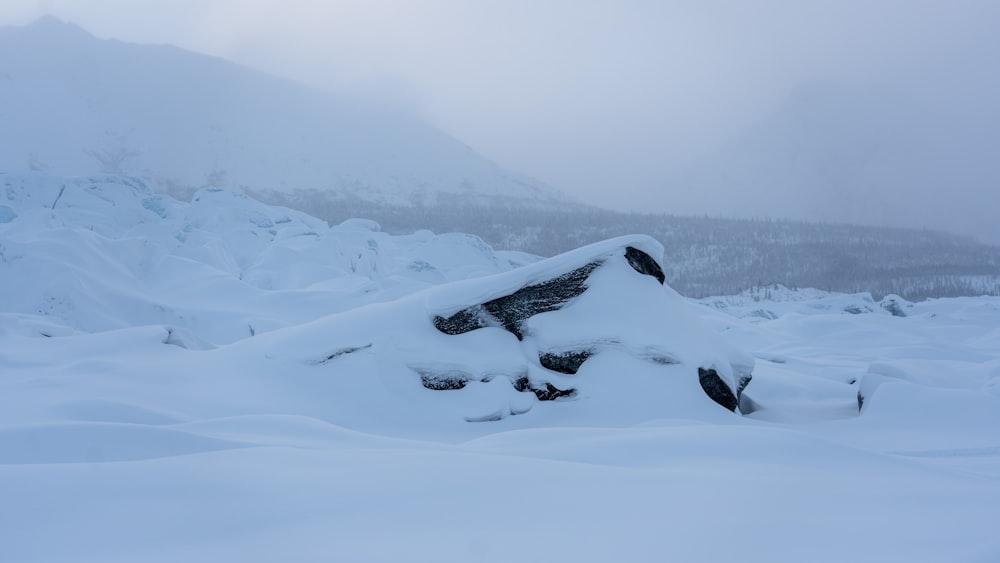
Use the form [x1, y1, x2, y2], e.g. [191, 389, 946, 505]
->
[857, 391, 864, 412]
[414, 368, 469, 390]
[511, 375, 576, 401]
[531, 382, 577, 401]
[625, 246, 665, 284]
[512, 375, 531, 393]
[432, 305, 492, 335]
[539, 349, 594, 374]
[698, 367, 739, 411]
[433, 261, 601, 340]
[736, 374, 752, 397]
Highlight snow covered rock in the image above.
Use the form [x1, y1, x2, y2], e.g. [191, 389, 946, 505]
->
[879, 294, 911, 317]
[1, 173, 754, 426]
[427, 238, 751, 412]
[255, 235, 755, 423]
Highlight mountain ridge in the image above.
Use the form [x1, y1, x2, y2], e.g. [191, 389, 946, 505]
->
[0, 16, 571, 208]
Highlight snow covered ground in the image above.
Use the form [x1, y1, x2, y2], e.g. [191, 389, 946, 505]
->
[2, 174, 999, 562]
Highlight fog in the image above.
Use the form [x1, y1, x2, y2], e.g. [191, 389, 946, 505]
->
[3, 1, 999, 242]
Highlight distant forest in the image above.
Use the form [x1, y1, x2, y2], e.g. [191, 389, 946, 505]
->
[251, 189, 1000, 301]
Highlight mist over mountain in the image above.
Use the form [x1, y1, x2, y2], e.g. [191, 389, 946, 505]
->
[664, 81, 1000, 244]
[0, 16, 567, 207]
[3, 16, 998, 301]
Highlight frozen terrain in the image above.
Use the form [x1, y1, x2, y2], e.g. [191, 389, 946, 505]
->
[2, 174, 999, 562]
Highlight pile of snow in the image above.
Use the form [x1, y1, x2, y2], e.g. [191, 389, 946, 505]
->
[2, 174, 999, 562]
[1, 173, 517, 343]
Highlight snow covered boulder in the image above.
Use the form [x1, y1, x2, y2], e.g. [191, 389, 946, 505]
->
[426, 236, 752, 413]
[251, 235, 755, 427]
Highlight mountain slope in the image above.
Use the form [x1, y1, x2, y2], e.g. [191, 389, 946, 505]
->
[664, 82, 1000, 244]
[0, 16, 568, 207]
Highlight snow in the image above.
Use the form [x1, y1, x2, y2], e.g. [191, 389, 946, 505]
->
[2, 174, 1000, 562]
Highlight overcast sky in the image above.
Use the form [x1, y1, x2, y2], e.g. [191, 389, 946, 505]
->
[2, 1, 999, 223]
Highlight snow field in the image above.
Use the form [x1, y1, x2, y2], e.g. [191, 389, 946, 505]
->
[2, 174, 999, 562]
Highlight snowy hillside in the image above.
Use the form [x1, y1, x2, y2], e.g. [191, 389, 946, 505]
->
[3, 174, 1000, 562]
[0, 17, 567, 207]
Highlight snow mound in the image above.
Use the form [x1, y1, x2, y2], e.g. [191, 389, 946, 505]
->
[248, 235, 755, 426]
[0, 173, 515, 343]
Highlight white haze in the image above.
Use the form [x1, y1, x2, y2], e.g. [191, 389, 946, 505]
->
[2, 1, 999, 243]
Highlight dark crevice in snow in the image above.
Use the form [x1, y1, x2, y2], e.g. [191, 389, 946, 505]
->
[464, 410, 505, 422]
[51, 184, 66, 209]
[642, 351, 681, 365]
[738, 393, 760, 415]
[311, 344, 373, 365]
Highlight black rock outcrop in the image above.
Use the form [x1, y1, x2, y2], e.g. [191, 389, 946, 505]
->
[433, 246, 666, 341]
[625, 246, 666, 284]
[698, 367, 752, 413]
[539, 350, 594, 374]
[512, 376, 576, 401]
[433, 261, 601, 340]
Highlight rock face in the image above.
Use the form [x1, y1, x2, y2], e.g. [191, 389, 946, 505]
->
[433, 245, 663, 341]
[538, 350, 594, 375]
[433, 261, 601, 340]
